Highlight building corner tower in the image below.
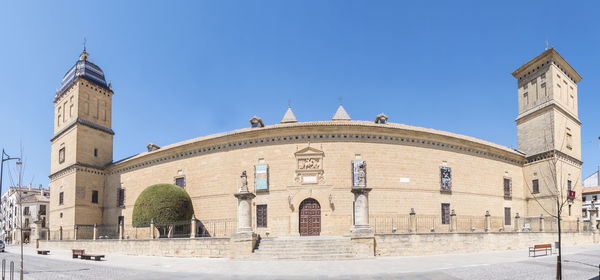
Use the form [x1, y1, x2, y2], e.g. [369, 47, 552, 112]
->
[49, 48, 114, 239]
[512, 48, 582, 220]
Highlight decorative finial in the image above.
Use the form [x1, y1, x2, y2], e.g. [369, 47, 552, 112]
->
[545, 39, 549, 51]
[288, 99, 291, 108]
[83, 37, 87, 52]
[338, 97, 343, 105]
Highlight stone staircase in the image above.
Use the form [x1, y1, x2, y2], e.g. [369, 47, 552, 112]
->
[250, 236, 359, 261]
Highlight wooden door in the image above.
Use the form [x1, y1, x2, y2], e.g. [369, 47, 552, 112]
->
[299, 198, 321, 236]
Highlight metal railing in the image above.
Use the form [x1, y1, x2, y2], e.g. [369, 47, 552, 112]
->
[371, 215, 410, 233]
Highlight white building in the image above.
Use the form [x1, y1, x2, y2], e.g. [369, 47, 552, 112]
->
[584, 166, 600, 188]
[0, 185, 50, 243]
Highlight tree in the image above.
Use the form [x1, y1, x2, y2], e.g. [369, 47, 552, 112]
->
[132, 184, 194, 236]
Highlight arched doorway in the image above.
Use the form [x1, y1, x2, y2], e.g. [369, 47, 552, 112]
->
[299, 198, 321, 236]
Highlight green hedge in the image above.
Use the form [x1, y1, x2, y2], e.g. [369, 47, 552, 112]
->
[132, 184, 194, 227]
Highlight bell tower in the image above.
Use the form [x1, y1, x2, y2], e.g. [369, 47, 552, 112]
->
[49, 47, 114, 239]
[512, 48, 582, 219]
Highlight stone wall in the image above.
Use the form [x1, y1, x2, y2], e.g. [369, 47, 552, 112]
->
[38, 237, 231, 258]
[375, 231, 598, 256]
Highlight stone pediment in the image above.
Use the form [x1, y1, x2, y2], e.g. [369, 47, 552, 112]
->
[294, 145, 325, 185]
[295, 146, 324, 157]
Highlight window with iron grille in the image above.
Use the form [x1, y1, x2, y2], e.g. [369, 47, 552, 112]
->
[441, 203, 450, 224]
[532, 179, 539, 194]
[92, 190, 99, 204]
[59, 192, 64, 205]
[503, 178, 512, 198]
[175, 177, 185, 189]
[504, 207, 511, 225]
[567, 180, 572, 191]
[256, 204, 267, 228]
[117, 188, 125, 207]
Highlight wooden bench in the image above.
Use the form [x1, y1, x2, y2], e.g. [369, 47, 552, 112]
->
[72, 249, 85, 258]
[37, 250, 50, 255]
[529, 244, 552, 257]
[81, 253, 105, 261]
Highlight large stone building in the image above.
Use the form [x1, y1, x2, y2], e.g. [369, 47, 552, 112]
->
[48, 48, 583, 239]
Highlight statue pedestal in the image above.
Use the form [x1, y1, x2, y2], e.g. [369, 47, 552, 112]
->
[231, 190, 257, 258]
[351, 187, 373, 237]
[234, 191, 255, 233]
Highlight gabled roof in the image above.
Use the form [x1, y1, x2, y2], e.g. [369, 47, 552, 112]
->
[280, 107, 298, 123]
[332, 105, 351, 121]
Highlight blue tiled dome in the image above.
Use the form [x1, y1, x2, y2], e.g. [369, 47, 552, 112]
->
[58, 50, 107, 93]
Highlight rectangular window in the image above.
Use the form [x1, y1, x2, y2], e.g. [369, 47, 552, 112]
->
[59, 148, 65, 164]
[94, 148, 98, 157]
[91, 190, 99, 204]
[583, 196, 586, 202]
[440, 167, 452, 192]
[566, 133, 572, 150]
[532, 179, 539, 194]
[441, 203, 450, 224]
[118, 216, 124, 226]
[39, 205, 46, 215]
[175, 177, 185, 189]
[504, 207, 511, 225]
[503, 178, 512, 198]
[567, 180, 572, 191]
[24, 207, 30, 216]
[59, 192, 64, 205]
[117, 188, 125, 207]
[256, 204, 267, 228]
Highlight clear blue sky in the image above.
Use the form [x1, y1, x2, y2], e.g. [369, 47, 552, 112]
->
[1, 1, 599, 191]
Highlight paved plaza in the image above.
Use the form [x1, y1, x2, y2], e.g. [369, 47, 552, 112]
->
[0, 244, 598, 279]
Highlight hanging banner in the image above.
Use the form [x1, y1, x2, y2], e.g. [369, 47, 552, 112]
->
[255, 164, 269, 191]
[441, 167, 452, 191]
[352, 160, 366, 187]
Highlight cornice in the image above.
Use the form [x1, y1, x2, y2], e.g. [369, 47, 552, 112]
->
[49, 162, 107, 180]
[54, 76, 113, 103]
[525, 149, 582, 166]
[107, 127, 527, 175]
[515, 100, 581, 125]
[50, 118, 114, 142]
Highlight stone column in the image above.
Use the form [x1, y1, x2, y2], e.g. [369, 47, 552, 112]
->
[450, 210, 457, 232]
[576, 217, 580, 233]
[150, 219, 156, 239]
[119, 221, 124, 240]
[190, 216, 197, 238]
[74, 225, 78, 240]
[539, 214, 545, 232]
[351, 187, 373, 236]
[93, 224, 98, 240]
[514, 213, 521, 232]
[409, 208, 416, 233]
[234, 192, 255, 233]
[484, 211, 491, 232]
[230, 173, 257, 258]
[589, 208, 598, 232]
[46, 229, 49, 241]
[59, 226, 63, 241]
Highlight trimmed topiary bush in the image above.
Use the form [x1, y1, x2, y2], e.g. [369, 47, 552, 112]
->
[132, 184, 194, 227]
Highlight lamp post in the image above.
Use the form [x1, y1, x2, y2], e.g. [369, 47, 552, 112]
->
[16, 160, 23, 280]
[0, 150, 21, 242]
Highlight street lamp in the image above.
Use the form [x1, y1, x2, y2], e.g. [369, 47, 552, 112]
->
[0, 149, 21, 241]
[16, 160, 23, 280]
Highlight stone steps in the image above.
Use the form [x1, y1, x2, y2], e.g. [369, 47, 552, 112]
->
[250, 236, 359, 260]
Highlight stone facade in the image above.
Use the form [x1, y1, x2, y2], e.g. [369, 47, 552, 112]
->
[48, 48, 584, 249]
